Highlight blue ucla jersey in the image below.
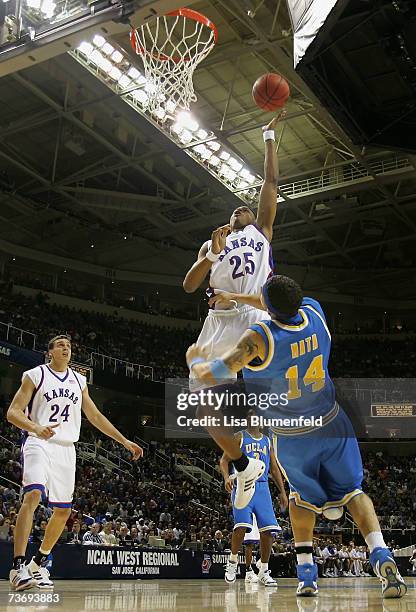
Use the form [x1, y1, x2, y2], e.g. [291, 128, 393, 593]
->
[243, 297, 335, 419]
[240, 430, 271, 481]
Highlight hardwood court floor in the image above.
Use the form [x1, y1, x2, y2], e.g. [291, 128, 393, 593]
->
[1, 578, 415, 611]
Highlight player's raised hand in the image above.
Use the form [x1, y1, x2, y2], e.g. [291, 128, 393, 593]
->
[34, 423, 59, 439]
[123, 440, 143, 460]
[211, 224, 230, 255]
[208, 290, 238, 309]
[263, 110, 287, 132]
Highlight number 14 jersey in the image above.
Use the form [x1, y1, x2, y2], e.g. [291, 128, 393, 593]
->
[23, 364, 86, 443]
[208, 224, 273, 296]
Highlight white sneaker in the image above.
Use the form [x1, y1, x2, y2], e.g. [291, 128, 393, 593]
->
[225, 559, 238, 583]
[9, 565, 37, 591]
[245, 569, 258, 583]
[258, 569, 277, 586]
[233, 458, 265, 509]
[27, 560, 54, 589]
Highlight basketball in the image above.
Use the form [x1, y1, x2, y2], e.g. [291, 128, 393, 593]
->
[252, 73, 290, 111]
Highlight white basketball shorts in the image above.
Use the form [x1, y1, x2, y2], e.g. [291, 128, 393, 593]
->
[197, 305, 270, 363]
[243, 513, 260, 543]
[21, 436, 76, 508]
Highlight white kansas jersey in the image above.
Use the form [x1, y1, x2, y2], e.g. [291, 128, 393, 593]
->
[23, 364, 86, 443]
[208, 224, 273, 297]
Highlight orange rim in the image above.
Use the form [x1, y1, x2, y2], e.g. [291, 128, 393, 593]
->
[130, 7, 217, 64]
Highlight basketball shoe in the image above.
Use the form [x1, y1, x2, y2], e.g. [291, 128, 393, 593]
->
[245, 568, 258, 583]
[369, 547, 407, 599]
[225, 559, 238, 583]
[258, 569, 277, 586]
[233, 458, 265, 509]
[28, 563, 54, 589]
[296, 563, 319, 597]
[9, 565, 37, 591]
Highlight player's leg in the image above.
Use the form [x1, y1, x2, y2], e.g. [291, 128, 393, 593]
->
[227, 495, 254, 583]
[10, 489, 42, 590]
[253, 483, 279, 586]
[27, 444, 76, 588]
[274, 435, 324, 595]
[289, 502, 319, 595]
[225, 527, 246, 583]
[347, 493, 407, 597]
[244, 515, 259, 583]
[10, 439, 49, 591]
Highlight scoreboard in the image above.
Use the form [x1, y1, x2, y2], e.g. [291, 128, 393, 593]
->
[70, 362, 93, 385]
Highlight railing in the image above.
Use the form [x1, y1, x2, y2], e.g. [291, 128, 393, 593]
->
[0, 321, 37, 350]
[0, 434, 18, 449]
[89, 352, 154, 381]
[190, 500, 219, 519]
[94, 443, 132, 473]
[0, 475, 21, 493]
[269, 155, 413, 201]
[175, 455, 222, 489]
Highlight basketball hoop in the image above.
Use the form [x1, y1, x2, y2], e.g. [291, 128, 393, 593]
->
[130, 8, 217, 112]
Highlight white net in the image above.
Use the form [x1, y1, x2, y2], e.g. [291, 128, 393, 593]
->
[130, 9, 217, 112]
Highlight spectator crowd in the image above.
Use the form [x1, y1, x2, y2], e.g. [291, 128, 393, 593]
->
[1, 287, 415, 380]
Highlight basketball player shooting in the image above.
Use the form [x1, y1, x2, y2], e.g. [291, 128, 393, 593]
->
[187, 275, 407, 599]
[183, 114, 284, 510]
[183, 112, 285, 348]
[6, 335, 143, 591]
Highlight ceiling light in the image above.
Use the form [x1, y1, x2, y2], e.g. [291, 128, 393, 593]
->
[154, 107, 166, 121]
[176, 111, 199, 132]
[179, 129, 193, 144]
[77, 42, 93, 57]
[220, 151, 230, 161]
[127, 67, 141, 79]
[229, 157, 243, 172]
[109, 66, 122, 81]
[118, 75, 131, 89]
[207, 140, 221, 151]
[209, 155, 220, 167]
[102, 42, 114, 56]
[93, 34, 105, 48]
[172, 122, 183, 135]
[111, 50, 123, 63]
[196, 128, 208, 140]
[132, 90, 149, 105]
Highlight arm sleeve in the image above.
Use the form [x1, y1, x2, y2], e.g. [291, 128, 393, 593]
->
[22, 366, 43, 388]
[74, 371, 87, 391]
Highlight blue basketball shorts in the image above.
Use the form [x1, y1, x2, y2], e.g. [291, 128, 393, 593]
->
[275, 408, 364, 513]
[232, 481, 279, 532]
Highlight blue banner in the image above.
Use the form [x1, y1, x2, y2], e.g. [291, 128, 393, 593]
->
[0, 340, 43, 368]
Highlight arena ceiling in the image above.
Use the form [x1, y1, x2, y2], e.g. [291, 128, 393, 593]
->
[1, 0, 416, 301]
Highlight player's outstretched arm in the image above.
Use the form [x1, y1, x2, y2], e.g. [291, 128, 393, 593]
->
[183, 224, 230, 293]
[81, 387, 143, 460]
[270, 451, 288, 512]
[186, 329, 265, 386]
[256, 112, 285, 242]
[208, 290, 265, 311]
[6, 377, 58, 440]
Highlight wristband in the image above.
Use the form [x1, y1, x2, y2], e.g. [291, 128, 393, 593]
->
[263, 130, 275, 142]
[210, 358, 232, 380]
[189, 357, 206, 370]
[206, 249, 220, 262]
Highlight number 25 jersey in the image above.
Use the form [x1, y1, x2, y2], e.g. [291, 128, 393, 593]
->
[23, 364, 86, 443]
[208, 224, 273, 296]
